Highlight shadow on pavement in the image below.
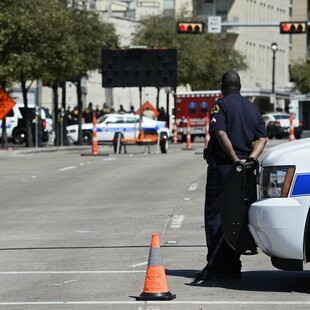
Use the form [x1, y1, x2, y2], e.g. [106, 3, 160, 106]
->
[166, 269, 310, 294]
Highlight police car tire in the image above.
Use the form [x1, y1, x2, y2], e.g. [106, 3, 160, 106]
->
[82, 131, 92, 145]
[267, 131, 274, 139]
[159, 132, 168, 154]
[12, 128, 27, 144]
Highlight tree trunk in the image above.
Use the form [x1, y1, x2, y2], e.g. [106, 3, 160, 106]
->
[21, 80, 33, 147]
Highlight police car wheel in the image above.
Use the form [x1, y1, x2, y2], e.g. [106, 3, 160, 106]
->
[159, 132, 168, 153]
[267, 131, 274, 139]
[82, 131, 92, 145]
[160, 139, 168, 153]
[13, 128, 27, 144]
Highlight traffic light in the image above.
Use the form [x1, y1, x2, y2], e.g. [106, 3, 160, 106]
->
[176, 22, 205, 34]
[280, 21, 307, 34]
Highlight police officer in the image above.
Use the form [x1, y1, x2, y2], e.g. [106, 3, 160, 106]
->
[195, 70, 267, 281]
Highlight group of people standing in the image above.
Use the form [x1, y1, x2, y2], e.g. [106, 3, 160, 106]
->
[65, 102, 168, 126]
[65, 102, 114, 126]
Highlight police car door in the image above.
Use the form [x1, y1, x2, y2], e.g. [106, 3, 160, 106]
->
[124, 115, 139, 138]
[221, 158, 259, 255]
[101, 115, 124, 141]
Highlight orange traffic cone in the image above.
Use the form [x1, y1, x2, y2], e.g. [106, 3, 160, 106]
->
[92, 112, 98, 155]
[289, 113, 295, 142]
[135, 234, 176, 301]
[81, 112, 109, 157]
[182, 117, 194, 150]
[205, 114, 210, 148]
[173, 121, 178, 144]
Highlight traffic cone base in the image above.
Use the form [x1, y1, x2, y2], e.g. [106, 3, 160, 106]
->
[136, 291, 176, 301]
[134, 234, 176, 301]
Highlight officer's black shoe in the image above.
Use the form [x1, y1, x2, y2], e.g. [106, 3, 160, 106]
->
[194, 265, 209, 280]
[195, 268, 241, 281]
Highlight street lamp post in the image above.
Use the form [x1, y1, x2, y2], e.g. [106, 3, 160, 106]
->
[271, 42, 278, 111]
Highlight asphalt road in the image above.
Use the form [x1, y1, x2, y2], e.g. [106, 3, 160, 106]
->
[0, 138, 309, 309]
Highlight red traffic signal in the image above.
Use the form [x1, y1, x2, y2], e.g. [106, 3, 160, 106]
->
[177, 22, 205, 34]
[280, 21, 307, 34]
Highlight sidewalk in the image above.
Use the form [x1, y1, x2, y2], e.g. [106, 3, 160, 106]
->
[0, 144, 98, 157]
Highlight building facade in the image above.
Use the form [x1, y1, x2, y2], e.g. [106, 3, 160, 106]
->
[41, 0, 308, 119]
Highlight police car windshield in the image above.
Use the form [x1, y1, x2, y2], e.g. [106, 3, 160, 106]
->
[97, 115, 109, 123]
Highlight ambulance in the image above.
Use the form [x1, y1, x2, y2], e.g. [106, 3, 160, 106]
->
[174, 90, 221, 142]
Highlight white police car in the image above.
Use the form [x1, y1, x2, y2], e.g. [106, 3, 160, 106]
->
[222, 138, 310, 271]
[66, 113, 170, 149]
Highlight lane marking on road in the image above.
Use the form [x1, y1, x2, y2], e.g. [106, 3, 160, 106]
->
[58, 166, 76, 172]
[75, 230, 91, 234]
[188, 183, 198, 191]
[0, 301, 309, 306]
[170, 215, 185, 229]
[129, 262, 148, 268]
[53, 279, 77, 286]
[0, 270, 145, 275]
[103, 157, 115, 161]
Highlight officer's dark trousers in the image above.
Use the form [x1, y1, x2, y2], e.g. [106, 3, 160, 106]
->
[204, 164, 241, 272]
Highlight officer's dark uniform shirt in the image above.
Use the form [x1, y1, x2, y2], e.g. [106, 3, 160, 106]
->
[209, 91, 266, 164]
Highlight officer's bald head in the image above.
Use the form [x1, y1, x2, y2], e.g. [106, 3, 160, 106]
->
[221, 70, 241, 95]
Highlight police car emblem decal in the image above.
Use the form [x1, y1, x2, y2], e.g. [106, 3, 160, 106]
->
[211, 104, 220, 114]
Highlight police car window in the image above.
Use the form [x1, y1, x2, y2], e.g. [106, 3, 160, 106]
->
[107, 117, 123, 124]
[115, 117, 124, 123]
[19, 107, 35, 119]
[97, 115, 109, 123]
[126, 116, 138, 123]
